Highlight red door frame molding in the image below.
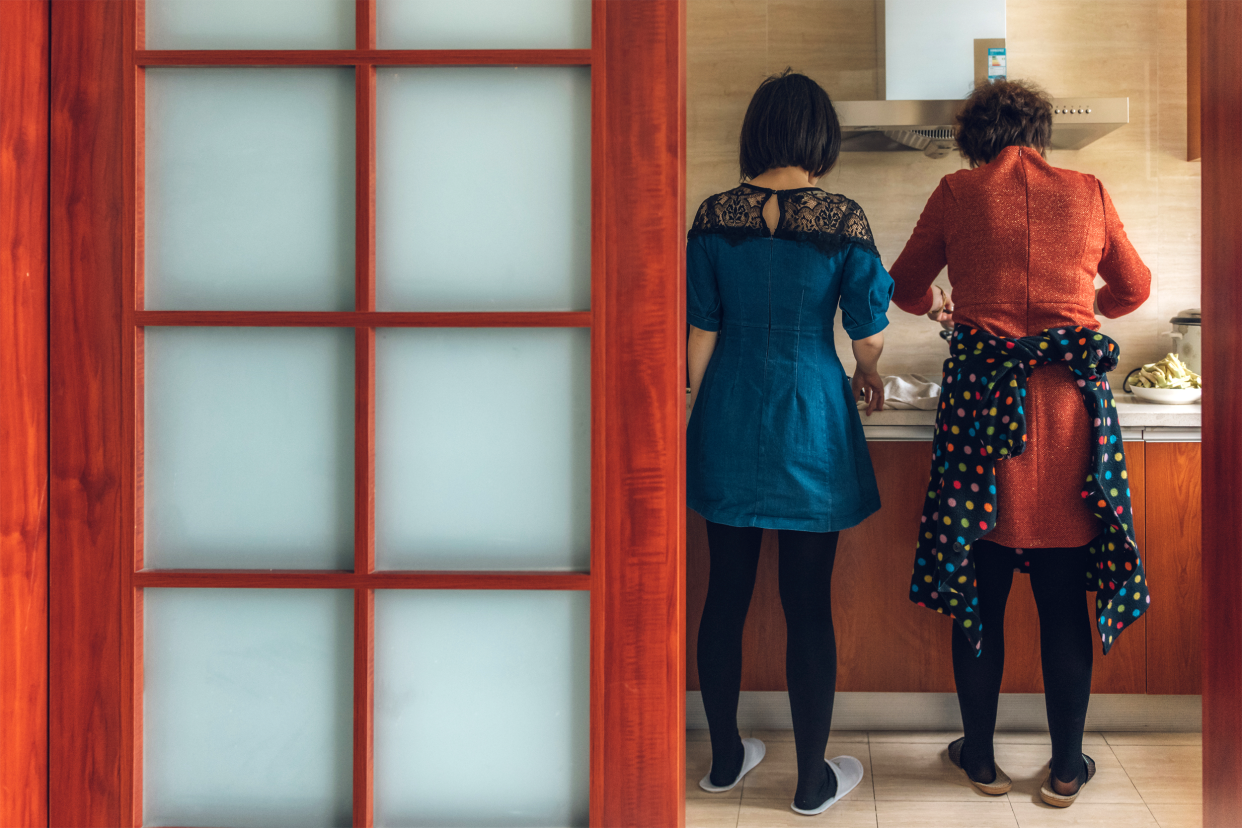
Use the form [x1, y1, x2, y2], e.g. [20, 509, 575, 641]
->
[0, 1, 49, 826]
[1201, 2, 1242, 824]
[40, 1, 686, 826]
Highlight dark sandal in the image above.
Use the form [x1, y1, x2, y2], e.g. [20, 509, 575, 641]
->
[1040, 753, 1097, 807]
[947, 737, 1012, 795]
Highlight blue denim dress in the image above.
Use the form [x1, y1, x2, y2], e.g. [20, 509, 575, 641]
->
[687, 184, 894, 532]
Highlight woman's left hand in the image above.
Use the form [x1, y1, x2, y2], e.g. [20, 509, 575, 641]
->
[852, 370, 886, 416]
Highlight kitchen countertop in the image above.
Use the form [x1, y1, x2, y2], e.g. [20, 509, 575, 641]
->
[860, 396, 1199, 427]
[860, 395, 1200, 440]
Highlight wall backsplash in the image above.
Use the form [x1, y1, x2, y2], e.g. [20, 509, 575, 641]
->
[688, 0, 1201, 379]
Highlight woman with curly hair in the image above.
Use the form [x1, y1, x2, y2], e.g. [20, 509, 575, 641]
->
[889, 80, 1151, 807]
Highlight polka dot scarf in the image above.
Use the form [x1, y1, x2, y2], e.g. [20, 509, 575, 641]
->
[909, 324, 1148, 656]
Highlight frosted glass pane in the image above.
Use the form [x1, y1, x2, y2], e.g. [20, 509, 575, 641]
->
[146, 68, 355, 311]
[374, 590, 589, 827]
[146, 0, 354, 49]
[377, 0, 590, 49]
[375, 328, 589, 570]
[145, 327, 354, 569]
[144, 589, 353, 828]
[376, 67, 590, 311]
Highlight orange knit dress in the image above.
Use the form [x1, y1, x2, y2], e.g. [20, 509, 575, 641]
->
[889, 146, 1151, 549]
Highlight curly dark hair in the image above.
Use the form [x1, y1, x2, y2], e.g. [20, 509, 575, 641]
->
[739, 69, 841, 180]
[955, 79, 1053, 167]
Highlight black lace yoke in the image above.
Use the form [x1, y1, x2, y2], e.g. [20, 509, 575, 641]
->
[688, 184, 880, 260]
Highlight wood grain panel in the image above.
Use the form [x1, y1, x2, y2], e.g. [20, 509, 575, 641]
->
[598, 1, 685, 825]
[1202, 1, 1242, 823]
[1144, 442, 1202, 695]
[998, 442, 1148, 696]
[835, 442, 955, 693]
[49, 0, 130, 823]
[0, 1, 49, 824]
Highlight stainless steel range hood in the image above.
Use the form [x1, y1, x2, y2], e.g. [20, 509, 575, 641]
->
[841, 1, 1130, 156]
[837, 97, 1130, 158]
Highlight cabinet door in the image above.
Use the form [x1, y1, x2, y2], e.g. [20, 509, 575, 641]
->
[997, 442, 1147, 694]
[1144, 441, 1202, 695]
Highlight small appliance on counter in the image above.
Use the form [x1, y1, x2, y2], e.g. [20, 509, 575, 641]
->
[1167, 308, 1202, 375]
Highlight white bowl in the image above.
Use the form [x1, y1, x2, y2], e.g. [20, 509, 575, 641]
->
[1130, 386, 1202, 405]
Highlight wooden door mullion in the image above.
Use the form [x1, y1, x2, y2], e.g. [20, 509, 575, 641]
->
[352, 586, 375, 828]
[354, 1, 377, 819]
[133, 50, 593, 67]
[127, 2, 146, 824]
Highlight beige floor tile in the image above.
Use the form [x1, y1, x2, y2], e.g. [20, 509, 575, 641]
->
[741, 738, 874, 802]
[995, 732, 1108, 746]
[687, 729, 716, 742]
[687, 739, 743, 801]
[686, 797, 742, 828]
[1009, 800, 1159, 828]
[996, 744, 1144, 805]
[869, 741, 989, 802]
[868, 730, 963, 744]
[875, 800, 1019, 828]
[737, 799, 877, 827]
[1103, 732, 1202, 746]
[1111, 745, 1202, 804]
[867, 731, 1107, 746]
[1145, 799, 1203, 828]
[751, 729, 868, 743]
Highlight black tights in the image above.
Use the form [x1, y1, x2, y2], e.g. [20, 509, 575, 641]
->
[697, 521, 839, 808]
[953, 540, 1094, 785]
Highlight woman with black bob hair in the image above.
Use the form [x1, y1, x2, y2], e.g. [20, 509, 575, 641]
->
[687, 70, 893, 815]
[890, 79, 1151, 807]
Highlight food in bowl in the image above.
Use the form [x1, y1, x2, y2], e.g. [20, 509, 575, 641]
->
[1130, 385, 1202, 405]
[1130, 353, 1201, 390]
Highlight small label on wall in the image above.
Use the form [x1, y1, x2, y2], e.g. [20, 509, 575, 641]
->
[987, 47, 1007, 81]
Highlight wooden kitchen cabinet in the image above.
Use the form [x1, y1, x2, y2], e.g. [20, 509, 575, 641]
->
[687, 439, 1200, 696]
[997, 442, 1148, 695]
[1144, 441, 1203, 694]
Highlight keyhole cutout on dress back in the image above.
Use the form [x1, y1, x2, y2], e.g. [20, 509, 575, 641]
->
[762, 193, 779, 234]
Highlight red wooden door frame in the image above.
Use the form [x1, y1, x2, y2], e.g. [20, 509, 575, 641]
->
[39, 1, 685, 826]
[1201, 2, 1242, 824]
[9, 1, 1235, 826]
[0, 2, 49, 826]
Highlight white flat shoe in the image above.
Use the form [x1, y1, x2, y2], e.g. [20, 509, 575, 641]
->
[790, 755, 865, 816]
[699, 737, 766, 793]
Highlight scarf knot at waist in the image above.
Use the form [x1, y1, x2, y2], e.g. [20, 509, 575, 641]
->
[909, 324, 1147, 655]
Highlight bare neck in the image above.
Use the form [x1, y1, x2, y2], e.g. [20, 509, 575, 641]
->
[748, 166, 818, 191]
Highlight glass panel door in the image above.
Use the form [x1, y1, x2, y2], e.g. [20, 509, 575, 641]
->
[131, 3, 595, 824]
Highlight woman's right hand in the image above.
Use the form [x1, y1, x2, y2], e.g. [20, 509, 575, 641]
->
[927, 286, 954, 329]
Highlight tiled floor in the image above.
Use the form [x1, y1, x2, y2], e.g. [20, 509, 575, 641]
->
[686, 730, 1202, 828]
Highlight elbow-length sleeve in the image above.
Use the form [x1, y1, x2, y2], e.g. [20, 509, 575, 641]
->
[687, 234, 721, 332]
[1094, 182, 1151, 319]
[838, 205, 893, 340]
[889, 179, 950, 315]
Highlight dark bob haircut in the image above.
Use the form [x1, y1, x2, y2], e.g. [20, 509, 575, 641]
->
[739, 70, 841, 181]
[955, 79, 1053, 167]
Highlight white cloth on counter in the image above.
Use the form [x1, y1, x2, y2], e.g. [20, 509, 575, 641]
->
[855, 374, 942, 410]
